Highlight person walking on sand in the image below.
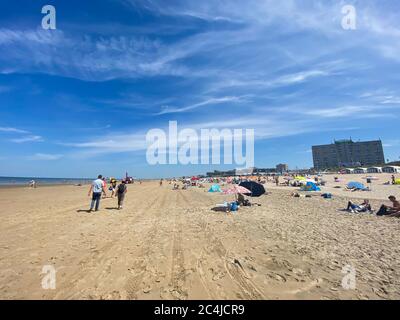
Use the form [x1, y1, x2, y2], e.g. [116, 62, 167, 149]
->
[88, 175, 106, 212]
[110, 179, 117, 198]
[116, 180, 127, 210]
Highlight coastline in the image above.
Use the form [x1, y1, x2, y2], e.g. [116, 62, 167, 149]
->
[0, 183, 91, 189]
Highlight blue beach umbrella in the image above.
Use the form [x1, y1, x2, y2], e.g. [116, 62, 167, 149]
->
[347, 181, 366, 190]
[208, 184, 222, 193]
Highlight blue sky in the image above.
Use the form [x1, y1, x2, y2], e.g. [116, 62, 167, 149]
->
[0, 0, 400, 178]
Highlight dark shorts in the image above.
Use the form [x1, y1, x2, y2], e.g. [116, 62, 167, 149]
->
[92, 192, 102, 201]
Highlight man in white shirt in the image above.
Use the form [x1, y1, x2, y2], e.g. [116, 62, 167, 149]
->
[88, 175, 106, 212]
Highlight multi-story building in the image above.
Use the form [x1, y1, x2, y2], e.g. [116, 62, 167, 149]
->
[276, 163, 289, 174]
[206, 169, 236, 177]
[312, 139, 385, 170]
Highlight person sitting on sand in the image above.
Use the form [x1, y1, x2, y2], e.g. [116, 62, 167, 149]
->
[346, 199, 372, 213]
[377, 196, 400, 217]
[173, 183, 179, 190]
[116, 180, 127, 210]
[237, 193, 253, 206]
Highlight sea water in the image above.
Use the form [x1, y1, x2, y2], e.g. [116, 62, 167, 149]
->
[0, 176, 92, 186]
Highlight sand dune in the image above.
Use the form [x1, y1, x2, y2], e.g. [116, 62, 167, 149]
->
[0, 178, 399, 300]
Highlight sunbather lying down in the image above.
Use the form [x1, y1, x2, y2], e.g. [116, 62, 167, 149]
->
[346, 200, 372, 213]
[212, 202, 239, 213]
[291, 192, 312, 198]
[212, 204, 230, 212]
[345, 186, 371, 192]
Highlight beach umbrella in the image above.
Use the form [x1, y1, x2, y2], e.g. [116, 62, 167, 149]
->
[208, 184, 222, 193]
[223, 185, 251, 195]
[302, 182, 321, 192]
[239, 181, 266, 197]
[347, 181, 366, 190]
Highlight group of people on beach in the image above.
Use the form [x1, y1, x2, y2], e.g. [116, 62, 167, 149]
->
[346, 196, 400, 217]
[87, 175, 128, 212]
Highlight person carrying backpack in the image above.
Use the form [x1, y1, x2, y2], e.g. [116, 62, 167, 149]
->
[116, 180, 128, 210]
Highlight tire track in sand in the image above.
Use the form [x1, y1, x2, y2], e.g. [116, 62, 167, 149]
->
[124, 189, 169, 299]
[169, 194, 188, 299]
[177, 190, 218, 299]
[196, 214, 265, 300]
[53, 187, 160, 299]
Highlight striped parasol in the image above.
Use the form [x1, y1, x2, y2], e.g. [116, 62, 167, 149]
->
[222, 185, 251, 195]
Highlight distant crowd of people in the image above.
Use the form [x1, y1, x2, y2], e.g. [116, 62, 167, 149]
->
[86, 173, 399, 218]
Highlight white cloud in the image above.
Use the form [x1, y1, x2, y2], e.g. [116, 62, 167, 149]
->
[156, 96, 245, 115]
[291, 104, 398, 119]
[0, 28, 173, 81]
[275, 70, 328, 85]
[10, 135, 43, 143]
[61, 132, 148, 158]
[28, 153, 63, 161]
[0, 127, 29, 134]
[61, 110, 359, 159]
[383, 140, 400, 148]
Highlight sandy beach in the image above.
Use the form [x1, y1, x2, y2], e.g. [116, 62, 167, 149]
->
[0, 174, 399, 300]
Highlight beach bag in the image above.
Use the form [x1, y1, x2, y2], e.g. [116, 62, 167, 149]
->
[243, 199, 251, 206]
[322, 193, 332, 199]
